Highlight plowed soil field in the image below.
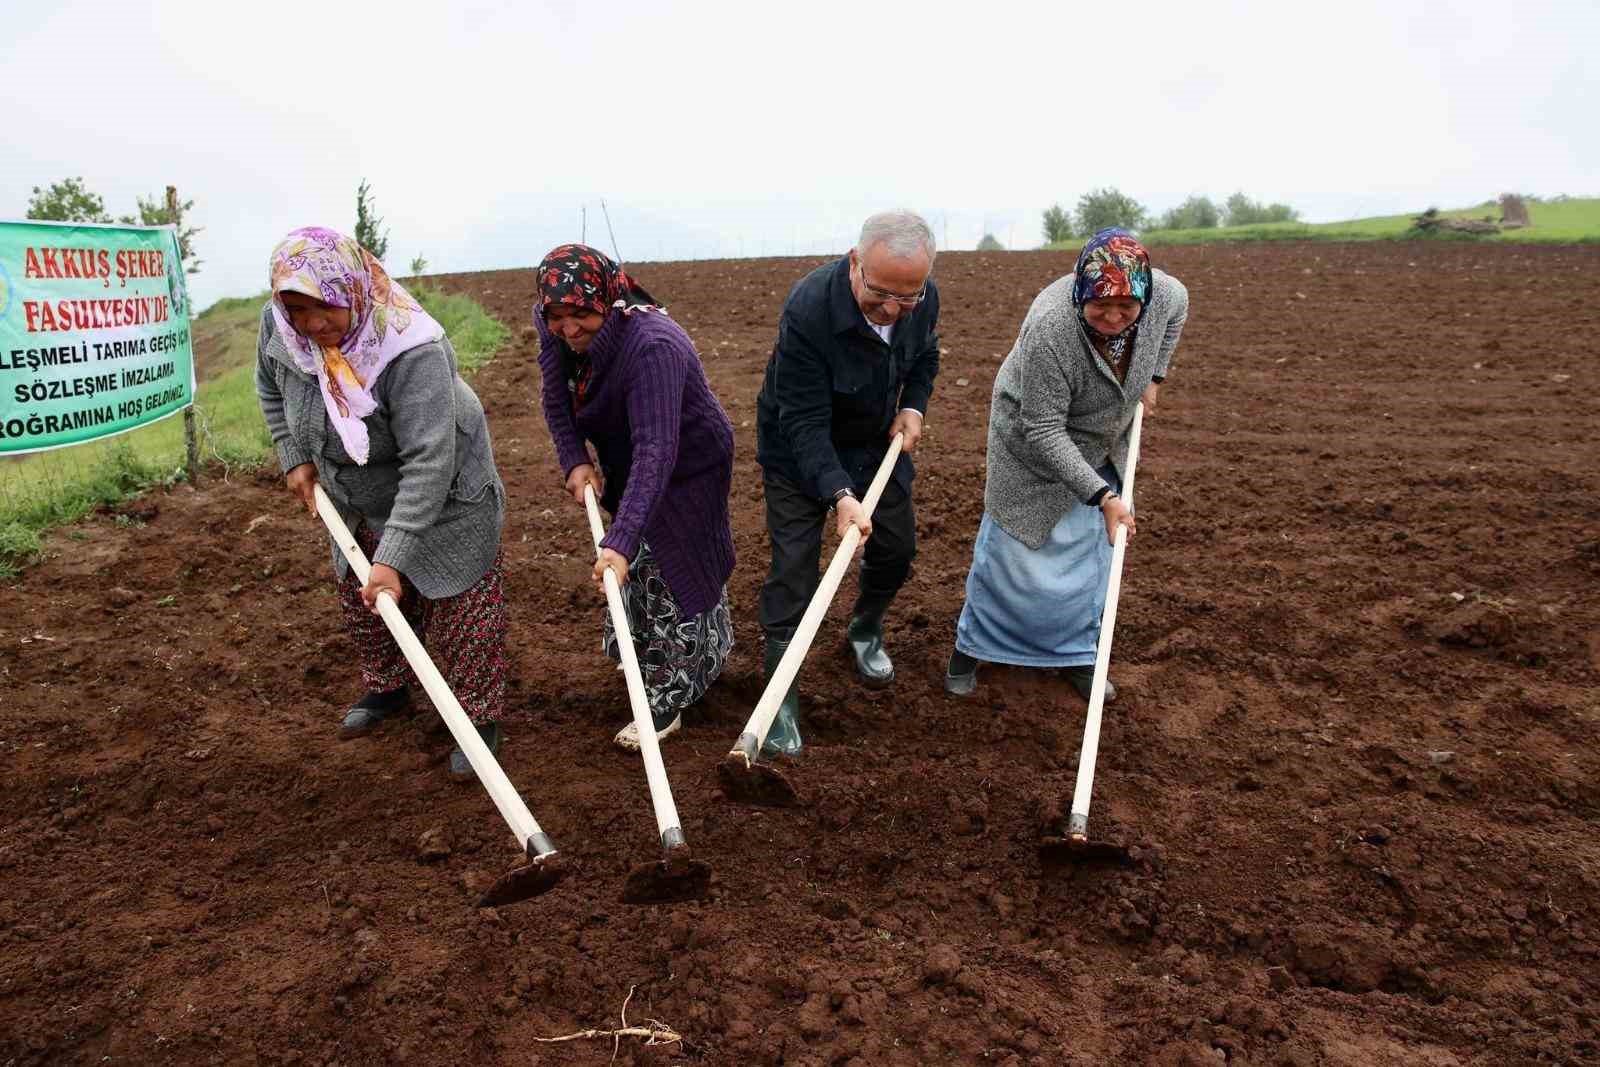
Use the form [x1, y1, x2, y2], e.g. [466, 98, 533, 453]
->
[3, 242, 1598, 1066]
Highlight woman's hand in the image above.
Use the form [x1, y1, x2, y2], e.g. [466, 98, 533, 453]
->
[1101, 495, 1136, 545]
[566, 463, 604, 505]
[285, 463, 319, 516]
[1141, 381, 1161, 414]
[592, 548, 629, 592]
[360, 563, 404, 613]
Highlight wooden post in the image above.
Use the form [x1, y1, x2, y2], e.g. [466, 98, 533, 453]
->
[168, 184, 200, 487]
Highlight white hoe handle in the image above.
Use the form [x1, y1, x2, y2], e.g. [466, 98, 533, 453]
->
[1068, 402, 1144, 839]
[312, 485, 556, 860]
[730, 433, 905, 763]
[584, 486, 689, 851]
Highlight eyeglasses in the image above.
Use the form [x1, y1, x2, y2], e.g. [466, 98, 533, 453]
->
[855, 260, 926, 308]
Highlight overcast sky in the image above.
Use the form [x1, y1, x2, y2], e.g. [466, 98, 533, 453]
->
[6, 0, 1594, 310]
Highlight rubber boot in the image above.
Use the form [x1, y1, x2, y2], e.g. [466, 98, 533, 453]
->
[338, 685, 411, 740]
[845, 609, 895, 688]
[449, 722, 502, 782]
[761, 637, 803, 758]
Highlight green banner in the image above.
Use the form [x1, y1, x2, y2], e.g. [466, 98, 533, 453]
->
[0, 219, 196, 455]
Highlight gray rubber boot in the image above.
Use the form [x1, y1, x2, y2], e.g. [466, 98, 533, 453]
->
[845, 612, 895, 688]
[761, 638, 803, 758]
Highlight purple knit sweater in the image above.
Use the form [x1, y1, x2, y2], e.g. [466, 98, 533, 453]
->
[535, 306, 736, 618]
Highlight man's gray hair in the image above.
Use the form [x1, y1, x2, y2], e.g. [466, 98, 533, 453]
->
[856, 210, 936, 262]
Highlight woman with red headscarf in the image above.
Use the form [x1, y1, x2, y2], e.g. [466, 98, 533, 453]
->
[533, 244, 736, 750]
[943, 228, 1189, 700]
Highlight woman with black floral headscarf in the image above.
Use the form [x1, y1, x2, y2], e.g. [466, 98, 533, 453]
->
[943, 228, 1189, 700]
[533, 244, 737, 750]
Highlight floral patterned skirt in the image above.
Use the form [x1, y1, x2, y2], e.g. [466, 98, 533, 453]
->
[602, 540, 733, 719]
[337, 525, 507, 723]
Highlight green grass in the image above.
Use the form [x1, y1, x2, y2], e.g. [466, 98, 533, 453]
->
[1046, 197, 1600, 248]
[0, 285, 508, 577]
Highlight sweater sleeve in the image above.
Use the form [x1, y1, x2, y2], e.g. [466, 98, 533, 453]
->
[537, 340, 593, 477]
[773, 311, 852, 501]
[600, 340, 687, 561]
[371, 345, 457, 576]
[253, 309, 310, 473]
[897, 287, 941, 415]
[1016, 319, 1109, 504]
[1154, 278, 1189, 379]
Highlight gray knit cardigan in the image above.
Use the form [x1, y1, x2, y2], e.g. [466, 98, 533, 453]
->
[254, 306, 505, 598]
[982, 269, 1188, 549]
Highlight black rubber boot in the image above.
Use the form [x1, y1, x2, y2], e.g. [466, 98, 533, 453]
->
[1062, 666, 1116, 704]
[449, 722, 502, 782]
[845, 609, 895, 688]
[338, 685, 411, 740]
[944, 650, 979, 697]
[761, 638, 803, 758]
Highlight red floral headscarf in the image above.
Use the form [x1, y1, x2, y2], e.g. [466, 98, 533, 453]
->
[535, 244, 655, 318]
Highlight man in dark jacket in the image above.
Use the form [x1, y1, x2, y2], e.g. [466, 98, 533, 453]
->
[753, 210, 941, 755]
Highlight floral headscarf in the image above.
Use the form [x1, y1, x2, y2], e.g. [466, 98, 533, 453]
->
[1072, 228, 1153, 373]
[535, 244, 656, 319]
[269, 227, 443, 464]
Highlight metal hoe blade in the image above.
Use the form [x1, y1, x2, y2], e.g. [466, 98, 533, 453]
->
[1037, 831, 1134, 866]
[478, 852, 566, 907]
[717, 751, 803, 807]
[622, 843, 712, 905]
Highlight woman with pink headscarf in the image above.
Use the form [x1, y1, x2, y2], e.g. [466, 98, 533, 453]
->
[255, 227, 509, 782]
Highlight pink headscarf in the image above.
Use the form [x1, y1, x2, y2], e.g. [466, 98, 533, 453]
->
[268, 227, 444, 464]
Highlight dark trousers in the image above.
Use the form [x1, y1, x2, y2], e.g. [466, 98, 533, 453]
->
[758, 469, 916, 642]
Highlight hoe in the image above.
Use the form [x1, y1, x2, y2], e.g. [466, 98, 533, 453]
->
[1039, 402, 1145, 865]
[313, 485, 564, 906]
[719, 434, 904, 806]
[584, 486, 712, 904]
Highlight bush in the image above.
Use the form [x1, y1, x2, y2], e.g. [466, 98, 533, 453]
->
[976, 233, 1005, 251]
[26, 177, 111, 223]
[1159, 196, 1221, 230]
[1074, 188, 1148, 235]
[355, 179, 389, 260]
[1224, 192, 1300, 226]
[1041, 203, 1074, 244]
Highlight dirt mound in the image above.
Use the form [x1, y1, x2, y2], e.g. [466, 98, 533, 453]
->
[3, 242, 1598, 1065]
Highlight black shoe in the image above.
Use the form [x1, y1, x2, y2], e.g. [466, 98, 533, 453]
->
[845, 615, 895, 688]
[944, 650, 978, 697]
[449, 722, 502, 782]
[338, 686, 411, 740]
[1062, 667, 1116, 704]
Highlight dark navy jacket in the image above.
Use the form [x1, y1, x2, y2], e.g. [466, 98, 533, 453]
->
[755, 256, 940, 500]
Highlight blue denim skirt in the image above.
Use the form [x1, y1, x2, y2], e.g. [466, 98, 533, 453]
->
[953, 469, 1119, 668]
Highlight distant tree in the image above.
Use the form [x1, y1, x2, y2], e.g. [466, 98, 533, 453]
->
[1159, 195, 1221, 230]
[354, 179, 389, 260]
[1074, 187, 1148, 235]
[976, 233, 1005, 251]
[1041, 203, 1074, 244]
[119, 192, 204, 274]
[409, 254, 429, 276]
[1224, 192, 1300, 226]
[26, 177, 112, 223]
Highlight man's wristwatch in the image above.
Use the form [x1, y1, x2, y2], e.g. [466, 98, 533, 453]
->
[830, 487, 857, 510]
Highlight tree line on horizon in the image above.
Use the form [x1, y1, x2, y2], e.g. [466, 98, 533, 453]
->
[20, 177, 433, 281]
[1042, 190, 1301, 244]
